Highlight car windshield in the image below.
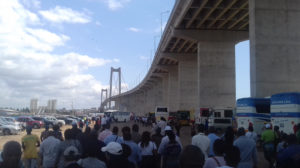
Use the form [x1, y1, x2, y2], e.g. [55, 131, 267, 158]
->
[28, 118, 34, 121]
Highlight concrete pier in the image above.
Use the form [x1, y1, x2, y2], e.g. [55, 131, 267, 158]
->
[250, 0, 300, 97]
[197, 42, 236, 108]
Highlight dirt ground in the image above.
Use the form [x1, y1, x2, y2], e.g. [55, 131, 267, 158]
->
[0, 121, 268, 168]
[0, 125, 72, 150]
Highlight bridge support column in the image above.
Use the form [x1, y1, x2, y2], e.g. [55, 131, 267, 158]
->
[178, 54, 198, 111]
[197, 42, 236, 108]
[250, 0, 300, 97]
[154, 80, 163, 107]
[162, 75, 169, 106]
[168, 67, 179, 112]
[145, 88, 156, 114]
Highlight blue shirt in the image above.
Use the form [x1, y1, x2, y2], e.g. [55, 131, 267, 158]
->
[104, 134, 124, 145]
[277, 144, 300, 168]
[233, 136, 257, 168]
[207, 133, 219, 156]
[123, 140, 141, 165]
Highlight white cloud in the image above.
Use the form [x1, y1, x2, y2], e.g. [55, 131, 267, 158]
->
[128, 27, 141, 32]
[39, 6, 91, 24]
[100, 0, 131, 11]
[0, 0, 117, 108]
[139, 56, 149, 60]
[21, 0, 41, 9]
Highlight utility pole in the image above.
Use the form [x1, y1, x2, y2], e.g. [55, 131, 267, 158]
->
[160, 10, 170, 37]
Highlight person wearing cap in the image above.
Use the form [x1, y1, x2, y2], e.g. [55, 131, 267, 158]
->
[22, 126, 40, 168]
[39, 131, 61, 168]
[63, 146, 82, 168]
[158, 126, 183, 155]
[191, 124, 210, 158]
[102, 142, 134, 168]
[261, 123, 277, 168]
[233, 127, 257, 168]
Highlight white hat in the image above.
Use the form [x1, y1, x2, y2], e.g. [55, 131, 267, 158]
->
[164, 125, 172, 131]
[101, 142, 123, 155]
[72, 121, 77, 125]
[265, 123, 271, 129]
[64, 146, 80, 156]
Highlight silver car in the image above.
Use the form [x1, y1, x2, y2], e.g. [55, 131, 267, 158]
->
[0, 122, 21, 135]
[0, 117, 24, 129]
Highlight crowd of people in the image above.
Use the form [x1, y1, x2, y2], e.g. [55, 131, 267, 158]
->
[0, 116, 300, 168]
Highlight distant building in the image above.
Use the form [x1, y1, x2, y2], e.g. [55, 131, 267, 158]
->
[47, 99, 57, 113]
[30, 99, 38, 114]
[37, 106, 47, 115]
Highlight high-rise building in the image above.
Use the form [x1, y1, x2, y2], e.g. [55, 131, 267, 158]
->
[30, 99, 38, 114]
[47, 99, 57, 113]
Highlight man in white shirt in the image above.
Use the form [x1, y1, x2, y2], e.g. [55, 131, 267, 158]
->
[191, 124, 210, 158]
[245, 125, 258, 143]
[39, 131, 61, 168]
[101, 116, 107, 128]
[155, 117, 167, 136]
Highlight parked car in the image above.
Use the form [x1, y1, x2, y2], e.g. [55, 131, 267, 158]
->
[44, 116, 65, 127]
[56, 117, 76, 125]
[16, 116, 43, 129]
[0, 122, 21, 135]
[0, 117, 24, 130]
[32, 116, 55, 127]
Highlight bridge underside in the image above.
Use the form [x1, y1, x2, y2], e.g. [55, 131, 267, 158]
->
[102, 0, 300, 116]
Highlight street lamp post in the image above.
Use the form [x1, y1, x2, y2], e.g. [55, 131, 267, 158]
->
[160, 10, 170, 37]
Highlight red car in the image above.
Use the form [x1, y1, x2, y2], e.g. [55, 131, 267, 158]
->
[16, 116, 43, 129]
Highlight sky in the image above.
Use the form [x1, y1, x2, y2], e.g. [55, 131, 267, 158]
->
[0, 0, 250, 109]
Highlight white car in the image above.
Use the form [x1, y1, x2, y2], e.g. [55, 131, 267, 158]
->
[0, 117, 23, 129]
[45, 116, 65, 127]
[0, 122, 21, 135]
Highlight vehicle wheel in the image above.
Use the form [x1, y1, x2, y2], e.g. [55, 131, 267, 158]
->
[33, 124, 39, 129]
[49, 124, 53, 128]
[3, 129, 10, 135]
[124, 119, 126, 122]
[58, 123, 62, 127]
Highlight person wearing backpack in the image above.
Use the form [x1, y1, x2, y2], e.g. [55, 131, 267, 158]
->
[161, 131, 181, 168]
[158, 126, 183, 154]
